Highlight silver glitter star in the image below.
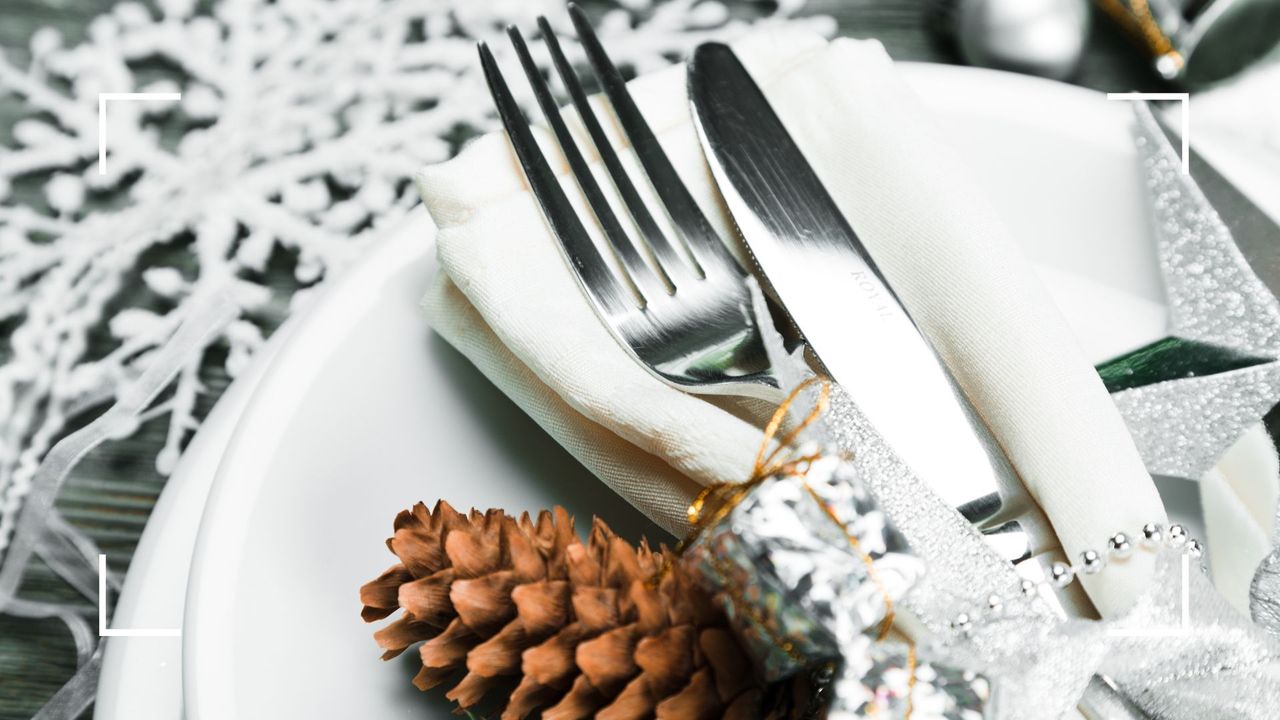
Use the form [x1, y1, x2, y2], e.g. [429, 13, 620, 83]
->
[1100, 103, 1280, 480]
[1102, 550, 1280, 719]
[1253, 551, 1280, 638]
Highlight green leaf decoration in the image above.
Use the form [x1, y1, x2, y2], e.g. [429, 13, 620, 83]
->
[1096, 336, 1274, 393]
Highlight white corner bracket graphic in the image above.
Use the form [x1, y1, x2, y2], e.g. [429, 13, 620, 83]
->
[98, 92, 182, 175]
[1106, 92, 1191, 175]
[98, 554, 181, 638]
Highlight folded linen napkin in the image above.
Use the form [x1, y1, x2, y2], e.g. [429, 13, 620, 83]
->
[416, 29, 1166, 617]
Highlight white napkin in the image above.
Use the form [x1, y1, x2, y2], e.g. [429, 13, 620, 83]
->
[416, 29, 1166, 617]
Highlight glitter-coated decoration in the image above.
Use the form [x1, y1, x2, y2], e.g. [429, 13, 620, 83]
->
[1133, 108, 1280, 357]
[815, 383, 1103, 717]
[1110, 358, 1280, 479]
[738, 233, 1280, 719]
[1102, 550, 1280, 720]
[1252, 551, 1280, 639]
[1104, 103, 1280, 480]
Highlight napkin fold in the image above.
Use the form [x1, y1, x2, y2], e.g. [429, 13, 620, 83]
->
[416, 30, 1165, 617]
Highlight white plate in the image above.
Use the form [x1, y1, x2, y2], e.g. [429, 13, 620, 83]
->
[94, 325, 287, 719]
[175, 63, 1260, 718]
[182, 203, 668, 718]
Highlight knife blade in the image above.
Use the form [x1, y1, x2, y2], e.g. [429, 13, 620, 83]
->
[687, 42, 1047, 551]
[687, 44, 1155, 719]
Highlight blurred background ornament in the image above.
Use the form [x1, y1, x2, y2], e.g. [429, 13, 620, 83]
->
[1095, 0, 1280, 87]
[929, 0, 1091, 79]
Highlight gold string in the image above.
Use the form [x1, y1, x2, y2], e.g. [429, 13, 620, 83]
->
[673, 378, 918, 713]
[751, 377, 831, 481]
[905, 643, 918, 720]
[682, 377, 831, 547]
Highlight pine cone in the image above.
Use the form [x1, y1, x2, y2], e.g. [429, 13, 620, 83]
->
[360, 501, 813, 719]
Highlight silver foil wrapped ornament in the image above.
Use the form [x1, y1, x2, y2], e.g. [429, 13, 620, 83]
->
[682, 450, 924, 679]
[681, 443, 992, 717]
[835, 636, 991, 720]
[741, 287, 1277, 716]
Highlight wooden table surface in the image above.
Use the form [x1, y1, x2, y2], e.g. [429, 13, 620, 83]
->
[0, 1, 1168, 717]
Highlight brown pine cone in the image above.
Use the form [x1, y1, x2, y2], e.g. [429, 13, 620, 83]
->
[360, 501, 814, 719]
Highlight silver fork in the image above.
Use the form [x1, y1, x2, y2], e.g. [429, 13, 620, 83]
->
[476, 6, 781, 402]
[478, 7, 1070, 562]
[477, 17, 1152, 718]
[479, 5, 1050, 565]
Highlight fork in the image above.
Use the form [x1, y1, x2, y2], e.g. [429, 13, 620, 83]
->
[477, 5, 1072, 558]
[476, 5, 782, 403]
[476, 16, 1155, 717]
[479, 2, 1056, 566]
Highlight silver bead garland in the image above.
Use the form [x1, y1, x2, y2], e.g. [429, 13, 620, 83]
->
[1141, 523, 1163, 548]
[1108, 532, 1134, 560]
[1080, 549, 1107, 575]
[961, 523, 1206, 622]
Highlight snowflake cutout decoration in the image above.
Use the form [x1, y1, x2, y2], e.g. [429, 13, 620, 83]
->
[0, 0, 833, 556]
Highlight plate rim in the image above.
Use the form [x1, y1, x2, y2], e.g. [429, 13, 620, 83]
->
[182, 208, 434, 719]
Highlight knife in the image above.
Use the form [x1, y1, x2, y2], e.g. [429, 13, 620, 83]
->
[689, 41, 1151, 720]
[686, 42, 1055, 558]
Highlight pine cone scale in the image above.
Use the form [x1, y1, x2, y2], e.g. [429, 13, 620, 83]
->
[576, 624, 640, 692]
[450, 570, 519, 633]
[397, 568, 455, 625]
[361, 503, 810, 718]
[511, 580, 571, 636]
[359, 565, 411, 621]
[419, 618, 474, 668]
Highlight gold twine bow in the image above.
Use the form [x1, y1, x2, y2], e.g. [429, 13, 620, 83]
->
[683, 377, 831, 544]
[676, 377, 917, 716]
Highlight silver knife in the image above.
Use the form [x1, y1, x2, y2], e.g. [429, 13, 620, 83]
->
[686, 42, 1054, 559]
[689, 41, 1149, 720]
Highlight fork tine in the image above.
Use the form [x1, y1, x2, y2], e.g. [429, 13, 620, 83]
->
[477, 41, 636, 316]
[537, 16, 698, 286]
[567, 3, 742, 278]
[507, 25, 668, 303]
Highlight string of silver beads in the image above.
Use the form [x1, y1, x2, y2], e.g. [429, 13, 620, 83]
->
[952, 522, 1203, 632]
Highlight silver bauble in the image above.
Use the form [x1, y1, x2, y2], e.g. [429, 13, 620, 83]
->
[947, 0, 1090, 80]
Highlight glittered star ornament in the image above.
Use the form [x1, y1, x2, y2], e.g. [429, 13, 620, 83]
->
[1100, 550, 1280, 720]
[1097, 103, 1280, 481]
